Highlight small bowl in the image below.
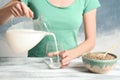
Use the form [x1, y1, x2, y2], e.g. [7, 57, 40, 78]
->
[82, 52, 118, 73]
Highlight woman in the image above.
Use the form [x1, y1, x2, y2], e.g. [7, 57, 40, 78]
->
[0, 0, 100, 67]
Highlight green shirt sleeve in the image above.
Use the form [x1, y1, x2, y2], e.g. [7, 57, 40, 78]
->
[21, 0, 29, 5]
[83, 0, 100, 14]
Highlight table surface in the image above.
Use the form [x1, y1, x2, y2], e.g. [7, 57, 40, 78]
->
[0, 57, 120, 80]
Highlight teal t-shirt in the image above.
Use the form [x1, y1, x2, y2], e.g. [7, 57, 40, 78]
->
[21, 0, 100, 57]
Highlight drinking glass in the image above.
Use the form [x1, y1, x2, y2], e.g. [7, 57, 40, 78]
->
[45, 41, 64, 69]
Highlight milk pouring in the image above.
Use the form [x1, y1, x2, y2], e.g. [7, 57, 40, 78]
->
[6, 18, 61, 68]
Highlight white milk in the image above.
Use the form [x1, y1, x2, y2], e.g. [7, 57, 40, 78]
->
[47, 33, 61, 68]
[48, 62, 61, 69]
[50, 33, 60, 62]
[6, 29, 50, 54]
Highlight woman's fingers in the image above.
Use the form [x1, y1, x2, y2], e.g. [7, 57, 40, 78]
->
[11, 6, 21, 17]
[10, 1, 23, 17]
[62, 63, 69, 68]
[10, 7, 18, 17]
[48, 52, 57, 57]
[59, 50, 67, 58]
[60, 50, 71, 67]
[48, 50, 65, 57]
[15, 3, 23, 16]
[62, 56, 71, 65]
[10, 1, 33, 18]
[63, 61, 70, 66]
[29, 8, 34, 18]
[20, 2, 33, 18]
[20, 2, 29, 17]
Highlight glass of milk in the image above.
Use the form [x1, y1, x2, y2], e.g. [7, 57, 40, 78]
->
[45, 42, 64, 69]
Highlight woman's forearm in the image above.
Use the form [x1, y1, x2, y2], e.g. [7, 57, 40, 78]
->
[68, 38, 95, 59]
[73, 9, 97, 56]
[74, 39, 95, 56]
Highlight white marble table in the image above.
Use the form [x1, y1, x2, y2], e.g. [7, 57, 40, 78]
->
[0, 57, 120, 80]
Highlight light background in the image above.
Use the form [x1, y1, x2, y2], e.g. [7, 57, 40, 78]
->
[0, 0, 120, 57]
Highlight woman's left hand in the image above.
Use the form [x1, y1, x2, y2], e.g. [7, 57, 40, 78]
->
[59, 50, 79, 68]
[48, 49, 80, 68]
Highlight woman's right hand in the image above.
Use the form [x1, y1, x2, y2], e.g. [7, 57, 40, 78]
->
[9, 1, 34, 18]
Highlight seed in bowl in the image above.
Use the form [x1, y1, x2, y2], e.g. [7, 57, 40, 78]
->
[84, 53, 116, 60]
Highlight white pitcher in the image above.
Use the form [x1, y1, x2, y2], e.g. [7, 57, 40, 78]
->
[5, 17, 52, 54]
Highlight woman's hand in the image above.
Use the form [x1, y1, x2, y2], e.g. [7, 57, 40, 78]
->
[9, 1, 33, 18]
[60, 49, 81, 67]
[59, 50, 72, 67]
[0, 0, 33, 25]
[48, 49, 80, 68]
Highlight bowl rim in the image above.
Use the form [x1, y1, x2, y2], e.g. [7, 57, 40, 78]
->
[82, 52, 118, 62]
